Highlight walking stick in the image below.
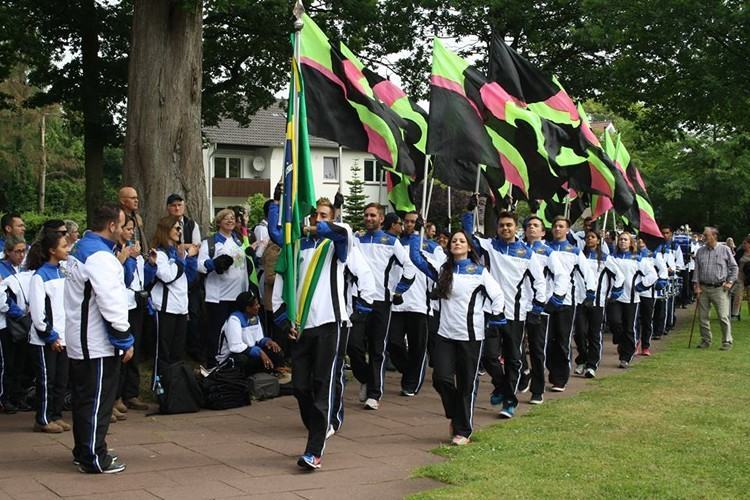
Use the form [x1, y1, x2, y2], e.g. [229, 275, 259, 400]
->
[688, 294, 700, 348]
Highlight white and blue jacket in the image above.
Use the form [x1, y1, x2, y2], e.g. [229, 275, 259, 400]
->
[29, 262, 66, 347]
[216, 311, 271, 365]
[547, 239, 596, 307]
[408, 235, 504, 342]
[0, 260, 28, 331]
[581, 249, 625, 307]
[391, 235, 444, 315]
[611, 250, 659, 304]
[147, 245, 198, 315]
[65, 232, 133, 360]
[639, 248, 669, 299]
[355, 229, 415, 303]
[198, 232, 249, 303]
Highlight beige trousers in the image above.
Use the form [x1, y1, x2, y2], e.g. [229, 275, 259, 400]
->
[698, 286, 733, 345]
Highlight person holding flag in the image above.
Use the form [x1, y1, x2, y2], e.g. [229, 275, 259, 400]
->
[268, 19, 350, 469]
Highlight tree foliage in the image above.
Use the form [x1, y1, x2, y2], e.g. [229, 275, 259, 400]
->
[344, 160, 367, 232]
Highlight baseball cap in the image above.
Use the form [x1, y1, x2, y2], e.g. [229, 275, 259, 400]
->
[166, 193, 184, 205]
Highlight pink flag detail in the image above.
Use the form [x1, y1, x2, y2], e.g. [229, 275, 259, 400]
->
[342, 60, 368, 97]
[373, 80, 407, 107]
[589, 163, 614, 197]
[500, 154, 528, 196]
[543, 90, 579, 121]
[300, 56, 349, 98]
[431, 75, 482, 119]
[363, 123, 394, 166]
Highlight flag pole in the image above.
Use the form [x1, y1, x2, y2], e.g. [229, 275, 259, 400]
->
[473, 164, 482, 229]
[424, 176, 435, 222]
[602, 209, 609, 234]
[419, 154, 431, 248]
[337, 144, 344, 222]
[292, 1, 304, 330]
[447, 186, 452, 232]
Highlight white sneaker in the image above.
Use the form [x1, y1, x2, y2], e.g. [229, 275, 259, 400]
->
[359, 383, 368, 402]
[364, 398, 379, 410]
[550, 385, 566, 392]
[574, 364, 585, 375]
[326, 426, 335, 439]
[584, 368, 596, 378]
[451, 435, 470, 446]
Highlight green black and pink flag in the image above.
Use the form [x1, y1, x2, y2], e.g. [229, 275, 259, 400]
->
[298, 14, 416, 176]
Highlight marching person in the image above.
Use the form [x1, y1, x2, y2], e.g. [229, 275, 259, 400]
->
[115, 217, 150, 412]
[269, 197, 350, 471]
[215, 290, 283, 373]
[65, 204, 134, 474]
[609, 232, 658, 368]
[330, 234, 376, 436]
[350, 203, 415, 410]
[26, 230, 70, 433]
[522, 215, 567, 405]
[637, 237, 668, 354]
[573, 230, 625, 378]
[407, 230, 504, 445]
[388, 211, 445, 398]
[0, 236, 32, 413]
[659, 225, 684, 332]
[545, 216, 595, 392]
[147, 215, 198, 385]
[462, 203, 545, 418]
[198, 209, 248, 368]
[0, 213, 26, 259]
[692, 226, 738, 350]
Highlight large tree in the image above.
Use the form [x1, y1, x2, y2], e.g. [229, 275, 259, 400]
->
[123, 0, 206, 235]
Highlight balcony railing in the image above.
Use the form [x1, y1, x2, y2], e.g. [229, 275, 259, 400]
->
[212, 177, 270, 198]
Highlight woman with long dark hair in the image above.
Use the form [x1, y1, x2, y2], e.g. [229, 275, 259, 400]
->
[147, 215, 198, 387]
[26, 231, 70, 433]
[608, 232, 657, 369]
[573, 230, 624, 378]
[408, 230, 504, 446]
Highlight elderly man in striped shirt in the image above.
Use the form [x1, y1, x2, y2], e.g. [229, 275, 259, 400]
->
[692, 226, 738, 350]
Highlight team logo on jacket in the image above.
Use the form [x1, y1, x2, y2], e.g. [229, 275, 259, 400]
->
[536, 248, 547, 255]
[466, 264, 477, 274]
[515, 247, 527, 257]
[564, 244, 574, 252]
[249, 316, 259, 325]
[379, 236, 390, 244]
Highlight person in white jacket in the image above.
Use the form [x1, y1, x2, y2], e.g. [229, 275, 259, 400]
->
[408, 230, 504, 446]
[198, 209, 249, 368]
[609, 232, 658, 368]
[26, 230, 69, 434]
[146, 215, 198, 386]
[462, 206, 545, 419]
[65, 204, 134, 474]
[637, 237, 669, 356]
[573, 230, 625, 378]
[215, 290, 282, 372]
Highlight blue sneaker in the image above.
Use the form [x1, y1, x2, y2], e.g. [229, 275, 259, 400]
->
[499, 403, 516, 419]
[490, 392, 504, 407]
[297, 453, 321, 471]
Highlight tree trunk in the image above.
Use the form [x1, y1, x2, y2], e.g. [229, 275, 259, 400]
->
[123, 0, 207, 239]
[81, 0, 106, 223]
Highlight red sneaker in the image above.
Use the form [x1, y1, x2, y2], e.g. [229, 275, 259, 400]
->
[641, 348, 652, 356]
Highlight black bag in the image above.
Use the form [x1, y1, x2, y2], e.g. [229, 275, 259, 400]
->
[7, 313, 31, 343]
[248, 372, 280, 400]
[201, 364, 250, 410]
[157, 362, 203, 414]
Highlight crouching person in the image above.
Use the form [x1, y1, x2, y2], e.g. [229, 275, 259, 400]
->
[216, 291, 283, 374]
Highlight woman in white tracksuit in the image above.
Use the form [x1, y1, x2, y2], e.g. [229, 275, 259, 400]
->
[608, 232, 658, 368]
[408, 230, 504, 446]
[574, 230, 624, 378]
[26, 231, 70, 433]
[637, 237, 669, 356]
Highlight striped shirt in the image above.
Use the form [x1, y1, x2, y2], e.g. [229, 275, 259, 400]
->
[692, 243, 738, 285]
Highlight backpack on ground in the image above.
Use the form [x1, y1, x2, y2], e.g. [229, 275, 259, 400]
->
[201, 364, 251, 410]
[248, 372, 280, 400]
[158, 362, 204, 414]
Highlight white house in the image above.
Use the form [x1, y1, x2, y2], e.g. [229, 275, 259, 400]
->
[202, 101, 389, 215]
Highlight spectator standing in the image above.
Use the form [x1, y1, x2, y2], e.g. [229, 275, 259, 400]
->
[119, 186, 149, 255]
[692, 227, 738, 350]
[64, 220, 80, 249]
[65, 204, 134, 474]
[26, 231, 70, 433]
[0, 213, 26, 259]
[197, 209, 248, 368]
[731, 237, 750, 320]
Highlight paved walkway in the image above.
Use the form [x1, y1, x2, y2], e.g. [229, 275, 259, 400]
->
[0, 316, 678, 500]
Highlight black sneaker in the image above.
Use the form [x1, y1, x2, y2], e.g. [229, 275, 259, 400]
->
[1, 401, 18, 414]
[529, 393, 544, 405]
[78, 461, 126, 474]
[74, 455, 119, 467]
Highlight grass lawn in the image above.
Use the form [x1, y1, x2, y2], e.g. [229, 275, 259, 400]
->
[411, 310, 750, 499]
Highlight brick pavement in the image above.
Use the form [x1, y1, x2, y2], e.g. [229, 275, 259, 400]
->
[0, 318, 676, 500]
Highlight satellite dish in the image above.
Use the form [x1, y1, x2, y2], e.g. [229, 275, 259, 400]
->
[252, 157, 266, 173]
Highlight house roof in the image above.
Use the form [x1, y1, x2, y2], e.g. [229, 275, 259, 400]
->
[202, 101, 339, 148]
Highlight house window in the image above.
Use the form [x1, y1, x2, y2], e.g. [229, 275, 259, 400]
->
[364, 159, 384, 183]
[323, 156, 339, 182]
[214, 156, 243, 178]
[214, 157, 226, 178]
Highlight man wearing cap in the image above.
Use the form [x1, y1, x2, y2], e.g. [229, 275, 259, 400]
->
[166, 194, 203, 362]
